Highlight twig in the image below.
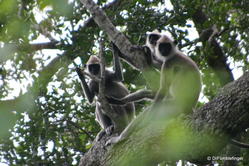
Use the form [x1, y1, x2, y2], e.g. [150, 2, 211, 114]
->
[181, 25, 229, 48]
[80, 0, 149, 70]
[67, 120, 95, 141]
[97, 39, 113, 116]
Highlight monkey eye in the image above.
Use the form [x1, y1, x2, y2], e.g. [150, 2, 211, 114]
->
[149, 34, 160, 45]
[88, 64, 100, 75]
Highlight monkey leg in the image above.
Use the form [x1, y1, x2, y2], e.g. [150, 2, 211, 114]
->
[106, 89, 155, 105]
[96, 125, 115, 141]
[95, 104, 113, 141]
[105, 125, 114, 135]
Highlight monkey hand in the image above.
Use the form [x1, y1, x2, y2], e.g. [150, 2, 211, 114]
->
[130, 45, 144, 52]
[75, 67, 84, 76]
[105, 135, 122, 146]
[75, 67, 87, 81]
[96, 125, 114, 141]
[96, 130, 106, 141]
[105, 125, 114, 136]
[106, 96, 126, 105]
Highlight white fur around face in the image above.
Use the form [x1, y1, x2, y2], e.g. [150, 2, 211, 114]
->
[145, 30, 161, 54]
[154, 41, 178, 61]
[145, 30, 178, 62]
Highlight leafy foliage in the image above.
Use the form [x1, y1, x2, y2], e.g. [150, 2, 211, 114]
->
[0, 0, 248, 165]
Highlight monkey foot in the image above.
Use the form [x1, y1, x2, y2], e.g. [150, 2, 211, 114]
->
[96, 130, 106, 141]
[96, 125, 114, 141]
[105, 125, 114, 135]
[105, 135, 121, 146]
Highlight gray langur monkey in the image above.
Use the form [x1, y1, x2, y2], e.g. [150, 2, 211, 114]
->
[76, 44, 135, 140]
[106, 32, 202, 145]
[153, 34, 201, 111]
[145, 29, 162, 55]
[145, 29, 201, 110]
[107, 31, 249, 149]
[106, 30, 165, 105]
[144, 29, 164, 68]
[109, 31, 201, 110]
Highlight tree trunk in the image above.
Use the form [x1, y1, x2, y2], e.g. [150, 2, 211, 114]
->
[79, 71, 249, 166]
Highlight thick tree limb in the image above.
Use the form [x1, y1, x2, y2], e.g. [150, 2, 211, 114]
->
[28, 42, 60, 51]
[79, 71, 249, 166]
[81, 0, 124, 28]
[191, 9, 234, 85]
[0, 42, 60, 62]
[97, 39, 122, 130]
[80, 0, 149, 70]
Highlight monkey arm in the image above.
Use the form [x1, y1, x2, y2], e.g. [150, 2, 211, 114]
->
[76, 67, 95, 103]
[106, 89, 155, 105]
[143, 46, 162, 69]
[112, 43, 124, 82]
[154, 61, 171, 103]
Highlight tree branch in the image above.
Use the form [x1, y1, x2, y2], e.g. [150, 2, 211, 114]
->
[191, 9, 234, 85]
[0, 0, 127, 113]
[28, 41, 60, 51]
[0, 42, 60, 62]
[79, 71, 249, 166]
[80, 0, 150, 70]
[0, 0, 135, 136]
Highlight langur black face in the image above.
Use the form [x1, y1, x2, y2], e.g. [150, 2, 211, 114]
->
[155, 36, 178, 61]
[158, 42, 172, 57]
[158, 40, 178, 57]
[88, 64, 100, 75]
[148, 34, 160, 46]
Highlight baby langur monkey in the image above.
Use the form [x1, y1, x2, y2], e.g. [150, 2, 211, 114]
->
[106, 31, 202, 145]
[76, 44, 135, 140]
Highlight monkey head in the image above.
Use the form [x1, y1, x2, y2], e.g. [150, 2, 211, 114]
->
[86, 55, 101, 76]
[146, 29, 161, 53]
[155, 34, 178, 61]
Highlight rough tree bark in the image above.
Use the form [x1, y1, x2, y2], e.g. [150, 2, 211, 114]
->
[79, 71, 249, 166]
[80, 0, 150, 70]
[79, 0, 249, 166]
[191, 8, 234, 86]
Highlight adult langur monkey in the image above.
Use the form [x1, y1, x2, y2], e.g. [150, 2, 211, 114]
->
[107, 31, 249, 149]
[152, 32, 249, 149]
[106, 32, 202, 145]
[144, 29, 164, 68]
[153, 33, 202, 111]
[106, 29, 165, 105]
[109, 30, 201, 110]
[76, 44, 135, 140]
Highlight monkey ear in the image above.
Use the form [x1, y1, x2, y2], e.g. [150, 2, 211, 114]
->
[173, 40, 178, 46]
[157, 28, 162, 33]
